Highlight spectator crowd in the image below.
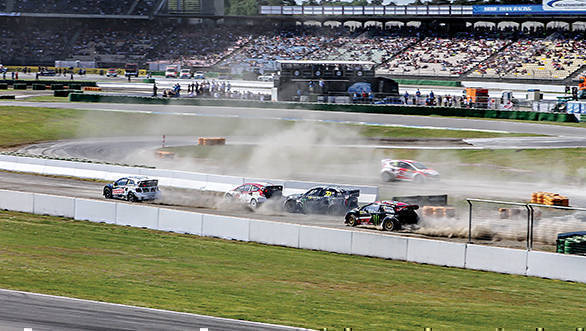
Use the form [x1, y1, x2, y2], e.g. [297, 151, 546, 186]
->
[1, 16, 585, 82]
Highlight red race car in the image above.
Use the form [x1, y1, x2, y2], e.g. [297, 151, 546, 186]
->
[224, 182, 283, 209]
[380, 159, 439, 183]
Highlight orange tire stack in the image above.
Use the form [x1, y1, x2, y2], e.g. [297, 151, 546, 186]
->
[155, 150, 175, 159]
[83, 86, 102, 91]
[198, 137, 226, 146]
[422, 206, 456, 218]
[531, 192, 569, 207]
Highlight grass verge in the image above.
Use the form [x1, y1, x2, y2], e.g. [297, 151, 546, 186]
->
[0, 210, 584, 330]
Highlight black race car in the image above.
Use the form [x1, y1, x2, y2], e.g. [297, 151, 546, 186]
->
[283, 186, 359, 215]
[344, 201, 419, 231]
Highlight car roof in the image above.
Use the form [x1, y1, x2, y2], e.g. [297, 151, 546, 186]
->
[118, 176, 156, 181]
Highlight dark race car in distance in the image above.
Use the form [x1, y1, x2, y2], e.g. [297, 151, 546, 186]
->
[283, 186, 359, 215]
[344, 200, 420, 231]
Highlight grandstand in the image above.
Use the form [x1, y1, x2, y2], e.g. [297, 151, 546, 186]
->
[0, 2, 585, 83]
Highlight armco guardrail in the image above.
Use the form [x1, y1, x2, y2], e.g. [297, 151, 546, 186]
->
[0, 155, 378, 203]
[0, 189, 584, 283]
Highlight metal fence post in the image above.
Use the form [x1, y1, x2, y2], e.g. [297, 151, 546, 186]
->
[524, 204, 531, 250]
[467, 199, 473, 243]
[528, 205, 534, 250]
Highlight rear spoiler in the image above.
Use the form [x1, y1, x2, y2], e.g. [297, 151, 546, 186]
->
[263, 185, 283, 199]
[344, 189, 360, 198]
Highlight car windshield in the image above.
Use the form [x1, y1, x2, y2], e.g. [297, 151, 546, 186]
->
[411, 162, 428, 170]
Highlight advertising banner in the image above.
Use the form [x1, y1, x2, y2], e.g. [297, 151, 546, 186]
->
[543, 0, 586, 11]
[473, 5, 544, 15]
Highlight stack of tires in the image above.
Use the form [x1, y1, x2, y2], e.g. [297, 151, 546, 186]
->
[556, 235, 586, 255]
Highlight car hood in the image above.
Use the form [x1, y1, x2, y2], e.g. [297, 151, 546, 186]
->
[421, 169, 439, 176]
[286, 194, 303, 200]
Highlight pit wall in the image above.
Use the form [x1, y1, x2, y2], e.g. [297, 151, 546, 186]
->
[0, 189, 584, 284]
[69, 93, 578, 123]
[0, 155, 378, 203]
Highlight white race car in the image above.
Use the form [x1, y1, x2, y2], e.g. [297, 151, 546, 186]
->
[103, 176, 160, 202]
[224, 182, 283, 209]
[380, 159, 439, 183]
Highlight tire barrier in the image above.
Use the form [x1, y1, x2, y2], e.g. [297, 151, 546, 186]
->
[556, 232, 586, 256]
[0, 80, 97, 87]
[0, 95, 15, 99]
[54, 90, 79, 97]
[68, 93, 579, 123]
[50, 84, 64, 90]
[32, 84, 46, 90]
[155, 150, 175, 159]
[422, 206, 456, 218]
[13, 83, 27, 90]
[0, 189, 584, 282]
[0, 83, 7, 89]
[531, 192, 569, 206]
[198, 137, 226, 146]
[82, 86, 102, 91]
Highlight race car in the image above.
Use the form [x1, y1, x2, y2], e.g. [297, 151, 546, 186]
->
[106, 68, 118, 77]
[103, 176, 160, 202]
[224, 182, 283, 209]
[380, 159, 439, 183]
[283, 186, 359, 215]
[179, 69, 192, 79]
[344, 200, 420, 231]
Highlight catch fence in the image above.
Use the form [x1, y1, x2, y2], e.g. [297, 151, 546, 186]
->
[467, 198, 586, 254]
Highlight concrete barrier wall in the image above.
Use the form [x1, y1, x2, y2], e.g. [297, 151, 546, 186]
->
[0, 190, 33, 213]
[526, 251, 586, 283]
[351, 231, 408, 260]
[299, 226, 352, 254]
[33, 193, 75, 218]
[0, 188, 584, 283]
[249, 220, 300, 248]
[406, 237, 467, 268]
[74, 198, 117, 224]
[202, 214, 250, 241]
[158, 208, 203, 235]
[116, 203, 159, 229]
[465, 244, 528, 275]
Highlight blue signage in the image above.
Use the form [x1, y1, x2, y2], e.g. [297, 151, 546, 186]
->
[473, 4, 586, 15]
[474, 5, 544, 15]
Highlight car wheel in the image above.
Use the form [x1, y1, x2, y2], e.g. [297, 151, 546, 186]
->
[346, 214, 358, 227]
[224, 193, 232, 201]
[381, 171, 395, 182]
[249, 199, 258, 209]
[284, 200, 297, 213]
[103, 188, 112, 199]
[382, 218, 401, 231]
[127, 192, 138, 202]
[413, 175, 424, 184]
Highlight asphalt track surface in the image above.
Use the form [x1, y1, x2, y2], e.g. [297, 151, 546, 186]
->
[0, 289, 308, 331]
[2, 100, 586, 143]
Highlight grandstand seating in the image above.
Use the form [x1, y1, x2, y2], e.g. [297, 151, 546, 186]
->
[470, 32, 586, 80]
[379, 32, 510, 77]
[12, 0, 149, 15]
[0, 16, 583, 82]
